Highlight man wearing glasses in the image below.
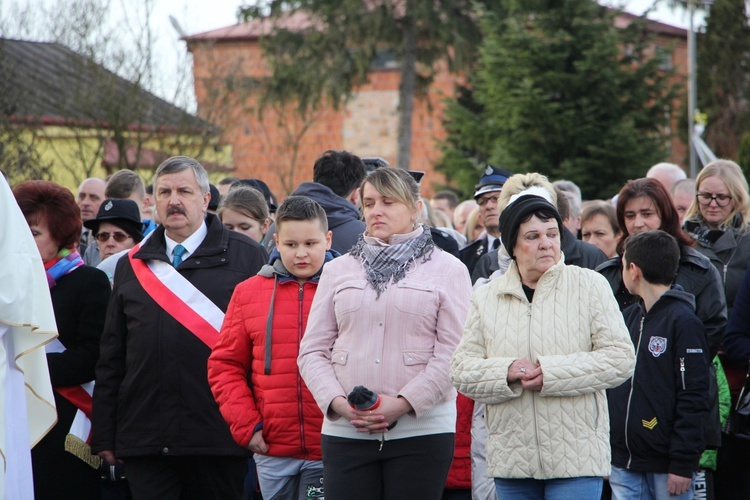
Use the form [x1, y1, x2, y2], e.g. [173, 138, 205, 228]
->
[459, 165, 512, 276]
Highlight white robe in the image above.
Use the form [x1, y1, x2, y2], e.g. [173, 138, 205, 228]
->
[0, 176, 58, 498]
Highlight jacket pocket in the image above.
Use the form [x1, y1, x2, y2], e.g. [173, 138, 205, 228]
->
[331, 350, 349, 366]
[402, 350, 433, 366]
[394, 280, 437, 316]
[334, 281, 367, 315]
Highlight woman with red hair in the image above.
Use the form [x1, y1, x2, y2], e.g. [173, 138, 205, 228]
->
[14, 180, 111, 500]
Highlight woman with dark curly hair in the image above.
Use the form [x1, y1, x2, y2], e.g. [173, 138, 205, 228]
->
[14, 180, 111, 500]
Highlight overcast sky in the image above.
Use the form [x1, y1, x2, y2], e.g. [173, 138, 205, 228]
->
[1, 0, 703, 110]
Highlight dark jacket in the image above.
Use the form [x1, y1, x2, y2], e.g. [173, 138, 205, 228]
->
[431, 227, 460, 258]
[723, 261, 750, 370]
[459, 236, 489, 278]
[597, 245, 727, 358]
[92, 214, 266, 458]
[33, 265, 111, 500]
[560, 226, 607, 270]
[684, 219, 750, 313]
[471, 227, 606, 283]
[609, 289, 710, 478]
[264, 182, 365, 255]
[684, 220, 750, 394]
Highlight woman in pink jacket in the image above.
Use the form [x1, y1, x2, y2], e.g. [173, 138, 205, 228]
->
[298, 168, 472, 500]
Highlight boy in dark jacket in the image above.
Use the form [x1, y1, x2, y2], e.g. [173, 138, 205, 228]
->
[208, 196, 335, 499]
[609, 230, 711, 499]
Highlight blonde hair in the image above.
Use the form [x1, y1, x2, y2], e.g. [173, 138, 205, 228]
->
[497, 173, 558, 213]
[360, 168, 420, 212]
[463, 206, 483, 243]
[685, 159, 750, 229]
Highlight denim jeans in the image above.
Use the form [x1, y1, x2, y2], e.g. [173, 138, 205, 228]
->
[494, 476, 603, 499]
[609, 465, 694, 500]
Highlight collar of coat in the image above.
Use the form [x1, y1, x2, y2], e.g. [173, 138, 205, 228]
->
[492, 253, 567, 302]
[133, 213, 228, 265]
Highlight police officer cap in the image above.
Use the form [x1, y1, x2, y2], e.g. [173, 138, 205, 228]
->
[473, 165, 513, 199]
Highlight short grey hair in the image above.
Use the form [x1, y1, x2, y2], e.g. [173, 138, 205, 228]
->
[647, 163, 687, 184]
[553, 179, 582, 218]
[154, 156, 210, 195]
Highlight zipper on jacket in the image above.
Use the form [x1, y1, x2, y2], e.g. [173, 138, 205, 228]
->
[625, 316, 645, 469]
[680, 357, 686, 390]
[527, 302, 544, 476]
[297, 282, 307, 458]
[718, 232, 742, 286]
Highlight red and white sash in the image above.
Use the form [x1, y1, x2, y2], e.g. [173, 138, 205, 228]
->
[127, 241, 224, 348]
[46, 338, 97, 467]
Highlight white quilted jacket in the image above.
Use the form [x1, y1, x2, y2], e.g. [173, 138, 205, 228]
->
[450, 257, 635, 480]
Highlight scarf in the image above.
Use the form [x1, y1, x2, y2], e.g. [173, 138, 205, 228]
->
[44, 248, 84, 288]
[350, 225, 434, 298]
[688, 213, 744, 249]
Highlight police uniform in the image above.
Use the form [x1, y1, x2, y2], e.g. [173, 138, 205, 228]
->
[458, 165, 512, 275]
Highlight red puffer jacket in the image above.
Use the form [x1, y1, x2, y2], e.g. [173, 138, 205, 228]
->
[445, 393, 474, 490]
[208, 272, 323, 460]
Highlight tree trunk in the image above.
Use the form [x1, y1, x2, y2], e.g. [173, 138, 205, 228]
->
[397, 9, 417, 170]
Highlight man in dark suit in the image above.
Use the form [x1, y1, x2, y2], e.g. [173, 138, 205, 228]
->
[459, 165, 512, 276]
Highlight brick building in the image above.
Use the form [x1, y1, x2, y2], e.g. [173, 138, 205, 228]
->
[185, 11, 688, 198]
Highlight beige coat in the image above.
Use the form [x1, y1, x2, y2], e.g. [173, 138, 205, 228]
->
[450, 257, 635, 480]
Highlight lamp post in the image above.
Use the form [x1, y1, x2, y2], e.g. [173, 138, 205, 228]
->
[684, 0, 712, 177]
[687, 0, 697, 177]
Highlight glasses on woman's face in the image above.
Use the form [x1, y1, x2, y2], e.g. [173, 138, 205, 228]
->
[696, 192, 733, 207]
[94, 231, 132, 243]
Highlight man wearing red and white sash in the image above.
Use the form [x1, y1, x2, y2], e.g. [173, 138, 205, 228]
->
[92, 157, 266, 500]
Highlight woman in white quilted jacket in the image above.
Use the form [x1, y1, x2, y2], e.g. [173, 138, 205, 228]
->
[450, 193, 635, 499]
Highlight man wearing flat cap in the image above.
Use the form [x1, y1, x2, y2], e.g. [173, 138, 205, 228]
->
[459, 165, 512, 275]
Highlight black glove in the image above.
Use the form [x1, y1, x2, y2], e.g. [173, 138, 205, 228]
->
[347, 385, 380, 410]
[347, 385, 398, 430]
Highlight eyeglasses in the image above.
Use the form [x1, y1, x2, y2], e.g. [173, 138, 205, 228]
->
[477, 194, 501, 207]
[94, 231, 133, 243]
[696, 193, 733, 207]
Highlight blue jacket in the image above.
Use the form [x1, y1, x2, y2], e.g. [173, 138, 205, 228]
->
[609, 288, 711, 478]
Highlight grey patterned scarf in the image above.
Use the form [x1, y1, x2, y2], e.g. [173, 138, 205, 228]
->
[350, 226, 434, 298]
[688, 214, 743, 248]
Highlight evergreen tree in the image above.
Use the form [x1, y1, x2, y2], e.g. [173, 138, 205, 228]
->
[438, 0, 681, 200]
[697, 0, 750, 160]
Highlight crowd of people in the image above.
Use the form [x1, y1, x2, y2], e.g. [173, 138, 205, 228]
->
[3, 152, 750, 500]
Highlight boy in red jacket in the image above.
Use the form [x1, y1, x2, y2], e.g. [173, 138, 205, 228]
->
[208, 196, 334, 499]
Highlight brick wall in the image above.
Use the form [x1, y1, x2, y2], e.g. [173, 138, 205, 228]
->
[189, 29, 688, 201]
